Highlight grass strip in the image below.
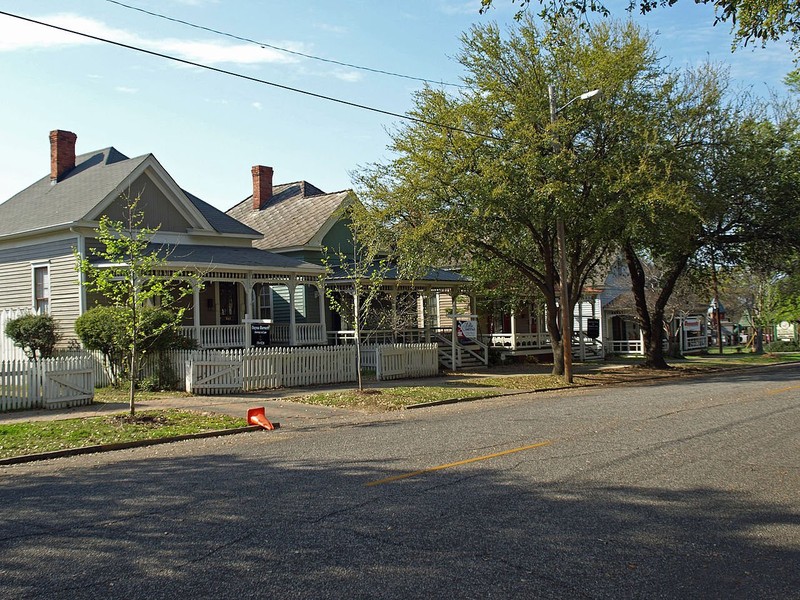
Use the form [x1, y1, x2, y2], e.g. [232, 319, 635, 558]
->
[300, 386, 493, 411]
[0, 409, 246, 460]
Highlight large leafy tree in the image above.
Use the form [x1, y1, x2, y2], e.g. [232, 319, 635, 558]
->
[354, 18, 666, 376]
[620, 65, 799, 367]
[480, 0, 800, 55]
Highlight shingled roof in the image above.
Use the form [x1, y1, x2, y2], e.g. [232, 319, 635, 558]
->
[226, 180, 353, 251]
[0, 147, 146, 237]
[0, 145, 259, 239]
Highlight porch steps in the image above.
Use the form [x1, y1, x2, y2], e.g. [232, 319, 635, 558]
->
[436, 336, 488, 371]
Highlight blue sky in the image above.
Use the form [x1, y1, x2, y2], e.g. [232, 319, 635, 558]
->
[0, 0, 795, 211]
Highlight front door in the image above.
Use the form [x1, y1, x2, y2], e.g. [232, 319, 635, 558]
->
[219, 282, 239, 325]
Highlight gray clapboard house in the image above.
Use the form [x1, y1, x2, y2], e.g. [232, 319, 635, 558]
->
[0, 130, 326, 349]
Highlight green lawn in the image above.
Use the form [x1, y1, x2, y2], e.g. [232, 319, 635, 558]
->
[0, 410, 246, 460]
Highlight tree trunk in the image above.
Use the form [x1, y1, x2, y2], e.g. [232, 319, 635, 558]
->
[545, 296, 564, 376]
[642, 321, 669, 369]
[624, 242, 689, 370]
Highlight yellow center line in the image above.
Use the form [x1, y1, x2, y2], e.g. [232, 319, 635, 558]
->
[365, 440, 552, 487]
[766, 384, 800, 395]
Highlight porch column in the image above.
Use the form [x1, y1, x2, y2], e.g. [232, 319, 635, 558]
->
[593, 296, 604, 359]
[288, 277, 297, 346]
[578, 298, 585, 361]
[214, 282, 221, 326]
[243, 278, 254, 349]
[316, 283, 326, 344]
[451, 292, 458, 369]
[192, 282, 201, 344]
[389, 288, 398, 342]
[639, 324, 645, 355]
[510, 308, 517, 350]
[425, 290, 433, 343]
[244, 277, 254, 322]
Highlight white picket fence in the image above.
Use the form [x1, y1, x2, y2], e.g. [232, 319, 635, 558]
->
[185, 343, 440, 395]
[0, 356, 95, 411]
[54, 349, 193, 389]
[185, 346, 357, 395]
[0, 308, 36, 361]
[372, 343, 439, 381]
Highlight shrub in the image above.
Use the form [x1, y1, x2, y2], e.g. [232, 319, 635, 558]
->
[76, 305, 195, 388]
[4, 313, 60, 360]
[765, 339, 800, 352]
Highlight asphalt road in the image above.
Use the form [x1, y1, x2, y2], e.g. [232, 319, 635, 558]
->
[1, 364, 798, 599]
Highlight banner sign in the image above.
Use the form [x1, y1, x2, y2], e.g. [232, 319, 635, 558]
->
[684, 317, 702, 332]
[457, 320, 477, 341]
[586, 318, 600, 339]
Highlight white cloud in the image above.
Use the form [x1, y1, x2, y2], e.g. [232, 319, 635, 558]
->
[437, 1, 483, 16]
[314, 22, 349, 35]
[0, 12, 308, 66]
[252, 101, 263, 110]
[114, 86, 139, 94]
[333, 70, 363, 83]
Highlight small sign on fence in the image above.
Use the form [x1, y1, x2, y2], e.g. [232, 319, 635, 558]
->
[251, 323, 271, 347]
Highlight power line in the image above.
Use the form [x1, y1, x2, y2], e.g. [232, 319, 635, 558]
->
[105, 0, 467, 89]
[0, 11, 501, 142]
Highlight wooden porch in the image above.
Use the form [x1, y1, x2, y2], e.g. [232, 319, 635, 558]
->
[177, 272, 327, 349]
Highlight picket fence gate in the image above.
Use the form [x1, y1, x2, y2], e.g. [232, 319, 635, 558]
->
[373, 343, 439, 381]
[185, 346, 358, 395]
[0, 356, 95, 411]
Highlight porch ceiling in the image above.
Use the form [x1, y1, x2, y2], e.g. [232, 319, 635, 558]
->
[89, 243, 324, 275]
[327, 262, 467, 286]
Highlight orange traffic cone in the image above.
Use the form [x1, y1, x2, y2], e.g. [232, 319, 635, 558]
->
[247, 407, 278, 430]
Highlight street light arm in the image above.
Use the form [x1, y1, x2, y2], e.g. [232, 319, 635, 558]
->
[555, 88, 601, 115]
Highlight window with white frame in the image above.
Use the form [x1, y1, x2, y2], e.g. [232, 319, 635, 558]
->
[32, 264, 51, 314]
[251, 284, 272, 320]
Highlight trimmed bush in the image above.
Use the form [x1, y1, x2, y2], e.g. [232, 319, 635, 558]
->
[4, 313, 60, 360]
[765, 339, 800, 352]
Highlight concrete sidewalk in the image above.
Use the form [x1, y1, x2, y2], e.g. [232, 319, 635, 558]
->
[0, 359, 738, 428]
[0, 370, 513, 428]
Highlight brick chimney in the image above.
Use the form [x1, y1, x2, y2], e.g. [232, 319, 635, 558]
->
[50, 130, 77, 183]
[251, 165, 273, 210]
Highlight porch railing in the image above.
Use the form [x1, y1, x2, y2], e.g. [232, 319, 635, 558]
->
[605, 340, 643, 354]
[480, 332, 551, 350]
[181, 323, 326, 348]
[328, 329, 427, 345]
[181, 325, 246, 349]
[685, 336, 708, 351]
[604, 339, 670, 355]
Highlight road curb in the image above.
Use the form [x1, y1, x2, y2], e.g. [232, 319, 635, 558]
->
[0, 425, 265, 466]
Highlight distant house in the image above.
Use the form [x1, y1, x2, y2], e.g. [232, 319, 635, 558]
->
[0, 130, 326, 349]
[598, 259, 708, 355]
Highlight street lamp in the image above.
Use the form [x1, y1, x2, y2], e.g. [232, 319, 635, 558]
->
[548, 84, 600, 384]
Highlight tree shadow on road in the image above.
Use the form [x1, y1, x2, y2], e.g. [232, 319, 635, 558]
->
[1, 444, 797, 599]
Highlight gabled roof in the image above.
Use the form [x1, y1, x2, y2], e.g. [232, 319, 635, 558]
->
[0, 147, 260, 239]
[226, 181, 353, 251]
[0, 147, 145, 237]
